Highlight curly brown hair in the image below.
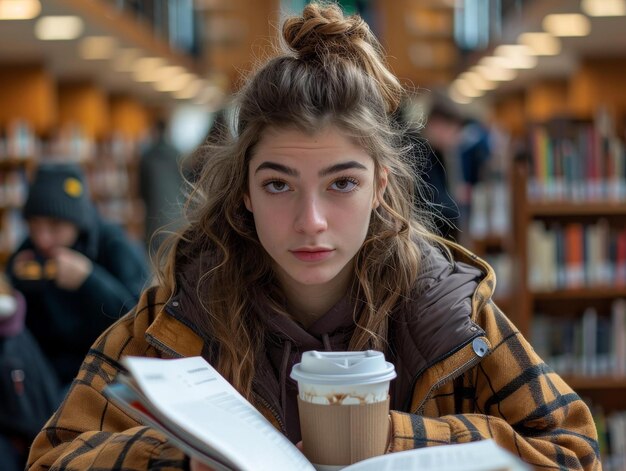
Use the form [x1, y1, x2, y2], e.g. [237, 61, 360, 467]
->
[155, 2, 438, 399]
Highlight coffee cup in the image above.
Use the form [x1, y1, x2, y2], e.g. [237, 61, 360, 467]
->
[290, 350, 396, 470]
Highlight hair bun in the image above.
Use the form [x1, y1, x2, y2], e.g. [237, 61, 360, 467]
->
[282, 2, 402, 114]
[283, 3, 369, 58]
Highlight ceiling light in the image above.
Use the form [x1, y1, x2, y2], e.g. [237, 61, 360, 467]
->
[0, 0, 40, 19]
[132, 57, 167, 82]
[173, 79, 205, 100]
[153, 65, 186, 83]
[153, 68, 189, 92]
[154, 72, 195, 92]
[479, 55, 509, 69]
[581, 0, 626, 16]
[448, 86, 472, 105]
[194, 84, 225, 108]
[114, 48, 142, 72]
[493, 44, 537, 69]
[79, 36, 117, 60]
[461, 71, 497, 91]
[453, 78, 484, 98]
[518, 32, 561, 55]
[543, 13, 591, 37]
[473, 64, 517, 82]
[35, 15, 83, 40]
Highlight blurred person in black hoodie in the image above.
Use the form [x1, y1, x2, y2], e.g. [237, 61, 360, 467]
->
[139, 118, 185, 255]
[6, 163, 149, 388]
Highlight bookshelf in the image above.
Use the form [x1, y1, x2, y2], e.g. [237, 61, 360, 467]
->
[0, 155, 36, 266]
[511, 123, 626, 412]
[511, 125, 626, 467]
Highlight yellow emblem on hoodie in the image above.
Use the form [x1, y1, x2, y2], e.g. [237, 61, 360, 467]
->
[64, 177, 83, 198]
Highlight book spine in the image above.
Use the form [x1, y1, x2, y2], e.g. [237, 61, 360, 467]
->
[565, 223, 585, 289]
[611, 299, 626, 376]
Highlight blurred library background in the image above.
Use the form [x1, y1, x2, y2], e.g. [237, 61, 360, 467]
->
[0, 0, 625, 467]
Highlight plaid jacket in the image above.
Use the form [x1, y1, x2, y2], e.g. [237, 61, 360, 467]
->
[27, 244, 600, 470]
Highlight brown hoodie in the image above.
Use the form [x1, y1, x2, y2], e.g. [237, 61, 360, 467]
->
[250, 242, 483, 443]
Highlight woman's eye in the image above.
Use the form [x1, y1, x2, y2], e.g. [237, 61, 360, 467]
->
[330, 177, 358, 192]
[263, 180, 290, 193]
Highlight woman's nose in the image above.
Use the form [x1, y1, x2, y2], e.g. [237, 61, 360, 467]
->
[294, 194, 328, 234]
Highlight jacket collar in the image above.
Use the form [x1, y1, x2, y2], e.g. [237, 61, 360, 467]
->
[143, 289, 205, 359]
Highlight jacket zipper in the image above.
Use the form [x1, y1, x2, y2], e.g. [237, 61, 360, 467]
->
[145, 334, 184, 359]
[146, 332, 286, 433]
[253, 392, 286, 434]
[413, 353, 484, 415]
[146, 327, 286, 433]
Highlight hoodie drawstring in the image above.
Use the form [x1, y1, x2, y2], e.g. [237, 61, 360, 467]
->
[322, 332, 332, 351]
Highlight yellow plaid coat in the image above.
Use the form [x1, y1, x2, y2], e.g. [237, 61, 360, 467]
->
[27, 245, 600, 470]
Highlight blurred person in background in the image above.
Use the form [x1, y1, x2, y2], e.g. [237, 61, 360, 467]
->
[419, 102, 464, 240]
[139, 118, 185, 255]
[6, 163, 149, 388]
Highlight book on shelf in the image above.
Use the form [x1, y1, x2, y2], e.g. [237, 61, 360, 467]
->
[613, 299, 626, 376]
[565, 223, 585, 289]
[532, 299, 626, 377]
[467, 180, 510, 241]
[581, 307, 598, 376]
[527, 220, 626, 292]
[104, 356, 529, 471]
[527, 119, 626, 202]
[4, 120, 38, 159]
[588, 403, 626, 471]
[527, 221, 557, 292]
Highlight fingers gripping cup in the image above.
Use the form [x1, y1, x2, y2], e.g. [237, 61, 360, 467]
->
[290, 350, 396, 470]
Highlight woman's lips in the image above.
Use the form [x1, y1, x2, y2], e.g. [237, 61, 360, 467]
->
[290, 249, 334, 262]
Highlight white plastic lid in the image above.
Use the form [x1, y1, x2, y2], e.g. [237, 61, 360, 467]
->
[290, 350, 396, 386]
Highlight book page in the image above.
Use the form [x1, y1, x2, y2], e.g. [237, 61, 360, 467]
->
[105, 382, 234, 471]
[343, 439, 530, 471]
[120, 356, 314, 471]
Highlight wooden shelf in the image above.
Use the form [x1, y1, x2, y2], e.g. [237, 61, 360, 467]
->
[0, 204, 22, 212]
[492, 296, 511, 313]
[527, 201, 626, 218]
[532, 286, 626, 301]
[0, 157, 36, 169]
[561, 376, 626, 390]
[471, 234, 508, 253]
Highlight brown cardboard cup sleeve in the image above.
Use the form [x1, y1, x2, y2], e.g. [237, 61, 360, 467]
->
[298, 396, 390, 466]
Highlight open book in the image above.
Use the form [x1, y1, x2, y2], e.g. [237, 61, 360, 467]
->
[103, 356, 530, 471]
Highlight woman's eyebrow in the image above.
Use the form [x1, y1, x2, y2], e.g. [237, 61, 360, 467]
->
[319, 161, 368, 177]
[254, 161, 299, 176]
[254, 160, 368, 176]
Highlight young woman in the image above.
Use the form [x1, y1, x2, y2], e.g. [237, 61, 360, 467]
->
[27, 3, 599, 470]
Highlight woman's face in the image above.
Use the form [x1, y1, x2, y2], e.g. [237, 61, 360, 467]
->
[245, 126, 385, 294]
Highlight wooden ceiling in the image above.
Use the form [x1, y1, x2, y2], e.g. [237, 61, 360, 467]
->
[198, 0, 458, 92]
